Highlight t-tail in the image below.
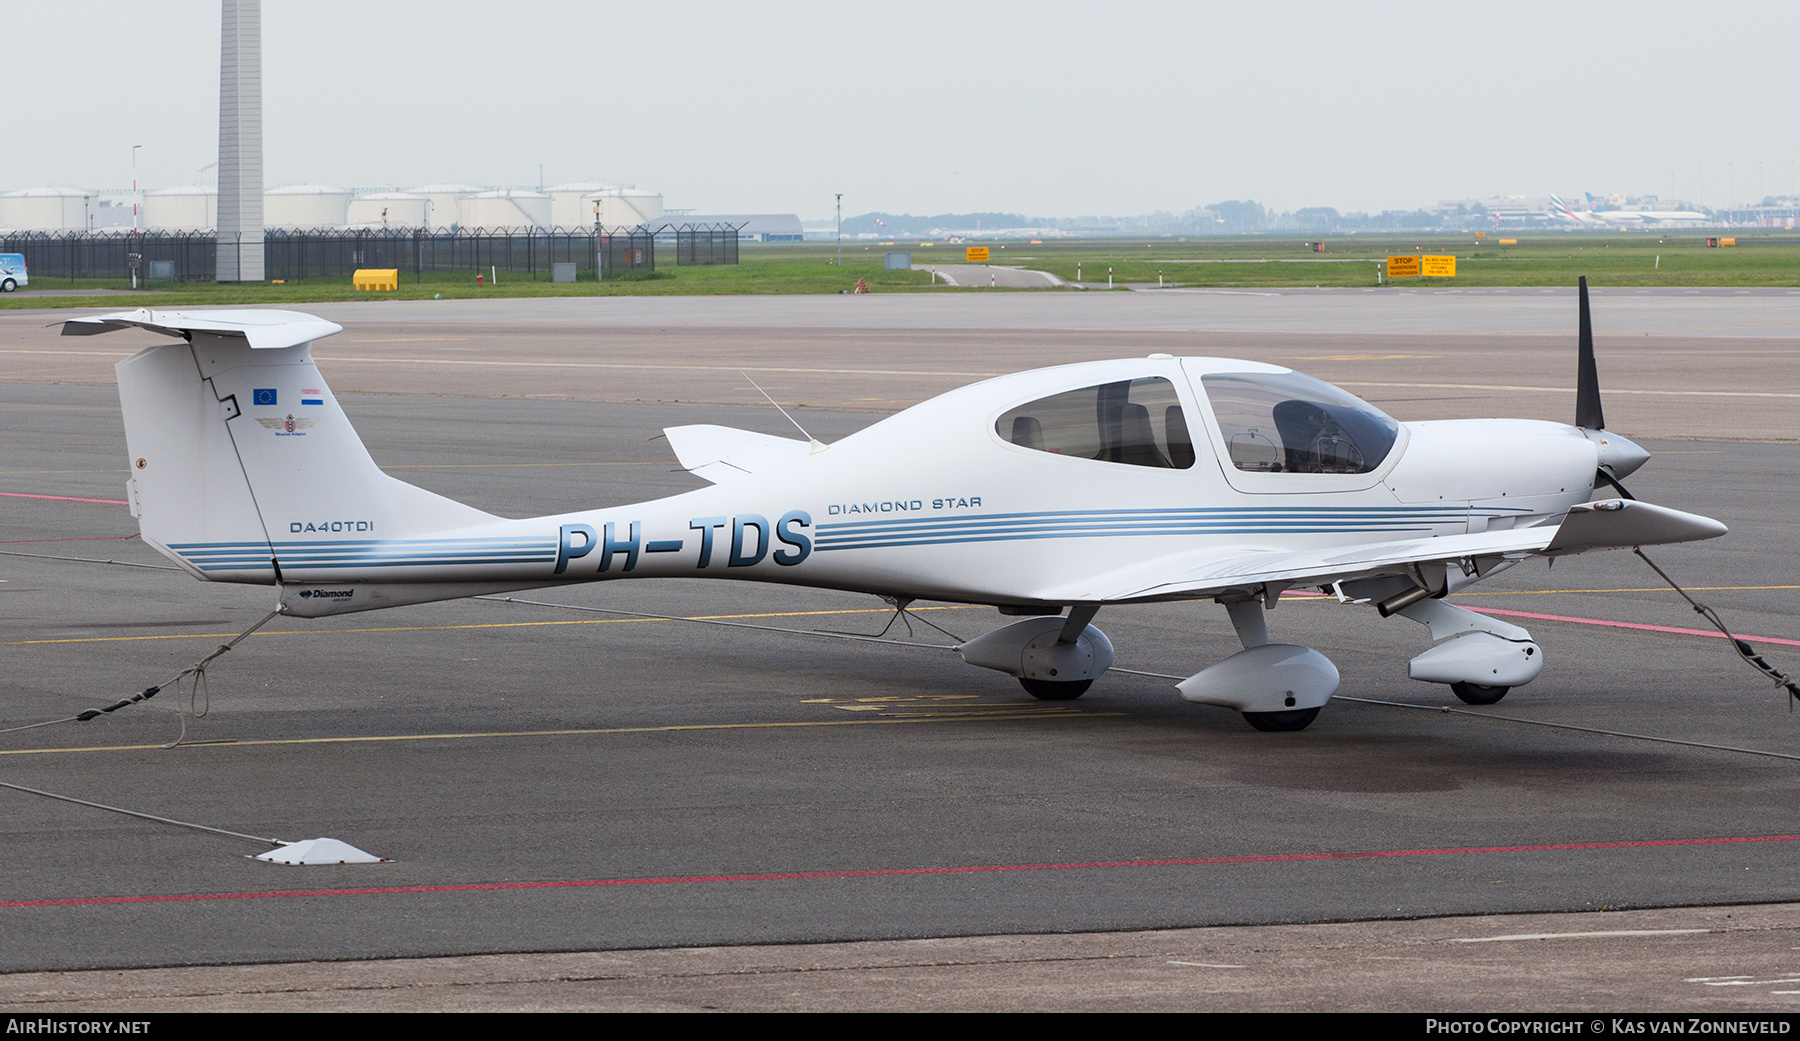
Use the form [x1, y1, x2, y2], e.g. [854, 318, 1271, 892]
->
[66, 309, 498, 595]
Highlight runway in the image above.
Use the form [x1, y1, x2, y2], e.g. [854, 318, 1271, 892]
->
[1, 292, 1797, 1009]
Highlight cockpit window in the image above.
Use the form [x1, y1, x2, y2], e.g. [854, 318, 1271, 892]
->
[1201, 372, 1399, 474]
[996, 377, 1195, 469]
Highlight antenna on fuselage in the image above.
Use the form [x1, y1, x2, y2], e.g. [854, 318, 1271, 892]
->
[742, 372, 827, 453]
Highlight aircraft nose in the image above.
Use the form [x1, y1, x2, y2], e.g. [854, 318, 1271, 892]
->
[1591, 432, 1650, 479]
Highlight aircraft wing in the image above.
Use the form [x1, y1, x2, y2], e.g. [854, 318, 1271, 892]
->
[663, 424, 811, 484]
[1038, 499, 1726, 603]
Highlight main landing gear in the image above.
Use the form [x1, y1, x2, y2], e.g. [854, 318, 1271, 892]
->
[1242, 707, 1322, 732]
[1449, 681, 1511, 705]
[957, 588, 1532, 729]
[960, 597, 1344, 731]
[1179, 597, 1340, 732]
[957, 607, 1115, 702]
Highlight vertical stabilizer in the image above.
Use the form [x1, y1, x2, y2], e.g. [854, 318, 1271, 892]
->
[192, 333, 496, 549]
[75, 309, 498, 582]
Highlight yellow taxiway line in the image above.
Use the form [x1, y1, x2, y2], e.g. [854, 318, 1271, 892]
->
[0, 605, 984, 647]
[0, 707, 1114, 758]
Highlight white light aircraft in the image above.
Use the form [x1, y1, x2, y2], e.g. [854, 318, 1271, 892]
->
[63, 282, 1725, 731]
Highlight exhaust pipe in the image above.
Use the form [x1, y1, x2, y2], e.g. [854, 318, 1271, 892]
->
[1376, 583, 1435, 618]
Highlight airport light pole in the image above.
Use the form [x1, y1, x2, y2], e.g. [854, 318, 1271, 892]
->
[835, 193, 842, 266]
[130, 145, 143, 289]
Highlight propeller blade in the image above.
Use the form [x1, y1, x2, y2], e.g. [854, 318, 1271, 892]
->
[1573, 281, 1648, 500]
[1575, 276, 1605, 430]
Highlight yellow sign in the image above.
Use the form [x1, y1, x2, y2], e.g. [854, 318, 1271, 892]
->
[1385, 256, 1420, 278]
[353, 268, 398, 291]
[1719, 237, 1737, 247]
[1498, 238, 1518, 245]
[966, 246, 990, 263]
[1420, 255, 1457, 278]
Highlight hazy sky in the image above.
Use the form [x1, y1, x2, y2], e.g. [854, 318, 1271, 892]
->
[8, 1, 1798, 219]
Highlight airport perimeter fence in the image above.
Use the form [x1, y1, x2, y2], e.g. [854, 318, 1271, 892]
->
[667, 223, 741, 266]
[265, 227, 662, 282]
[0, 230, 222, 283]
[0, 226, 708, 283]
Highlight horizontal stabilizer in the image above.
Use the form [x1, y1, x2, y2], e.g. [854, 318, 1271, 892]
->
[62, 308, 343, 350]
[1043, 498, 1725, 603]
[664, 424, 811, 484]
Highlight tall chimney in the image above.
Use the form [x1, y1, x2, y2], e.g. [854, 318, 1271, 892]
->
[217, 0, 264, 282]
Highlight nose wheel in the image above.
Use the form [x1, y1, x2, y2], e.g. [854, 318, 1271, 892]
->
[1019, 677, 1093, 701]
[1450, 681, 1510, 705]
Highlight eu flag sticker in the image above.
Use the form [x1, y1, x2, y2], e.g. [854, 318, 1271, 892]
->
[253, 388, 278, 406]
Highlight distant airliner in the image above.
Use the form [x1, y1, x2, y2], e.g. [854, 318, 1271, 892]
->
[1549, 194, 1711, 226]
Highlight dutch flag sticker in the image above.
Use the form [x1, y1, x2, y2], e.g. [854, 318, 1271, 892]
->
[301, 387, 324, 406]
[253, 388, 277, 406]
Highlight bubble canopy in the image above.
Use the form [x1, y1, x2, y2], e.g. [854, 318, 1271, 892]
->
[1201, 371, 1400, 475]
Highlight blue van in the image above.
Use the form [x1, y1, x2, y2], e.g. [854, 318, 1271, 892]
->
[0, 254, 26, 292]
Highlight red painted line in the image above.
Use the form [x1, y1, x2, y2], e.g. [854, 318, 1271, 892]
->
[1465, 605, 1800, 649]
[0, 534, 140, 545]
[8, 834, 1799, 910]
[0, 491, 129, 506]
